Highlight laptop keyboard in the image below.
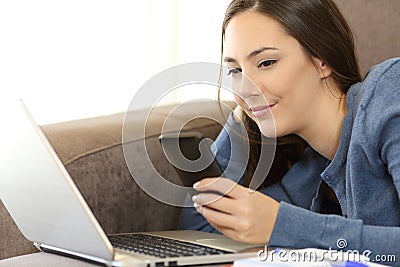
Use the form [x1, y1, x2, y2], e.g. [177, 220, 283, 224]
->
[108, 233, 232, 258]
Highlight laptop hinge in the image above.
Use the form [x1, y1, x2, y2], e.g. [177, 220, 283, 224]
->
[33, 242, 43, 252]
[36, 243, 113, 267]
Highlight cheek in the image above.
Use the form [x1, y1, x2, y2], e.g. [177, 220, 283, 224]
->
[234, 94, 247, 109]
[265, 63, 319, 113]
[257, 62, 319, 136]
[263, 66, 302, 97]
[281, 69, 320, 116]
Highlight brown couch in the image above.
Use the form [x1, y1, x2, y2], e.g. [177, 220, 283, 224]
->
[1, 0, 399, 262]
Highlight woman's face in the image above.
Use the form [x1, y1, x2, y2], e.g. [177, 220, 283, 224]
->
[224, 11, 327, 138]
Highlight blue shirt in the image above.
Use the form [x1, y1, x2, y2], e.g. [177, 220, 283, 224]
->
[179, 58, 400, 265]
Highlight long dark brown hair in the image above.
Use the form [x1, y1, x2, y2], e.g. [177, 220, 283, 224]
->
[220, 0, 362, 188]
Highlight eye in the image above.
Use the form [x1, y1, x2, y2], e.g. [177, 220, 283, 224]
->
[227, 68, 242, 76]
[258, 59, 277, 68]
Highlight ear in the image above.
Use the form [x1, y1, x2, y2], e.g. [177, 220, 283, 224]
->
[314, 58, 333, 79]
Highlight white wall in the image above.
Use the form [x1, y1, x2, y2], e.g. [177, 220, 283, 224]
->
[0, 0, 231, 125]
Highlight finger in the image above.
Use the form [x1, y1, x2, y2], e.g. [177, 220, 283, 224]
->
[195, 205, 246, 242]
[192, 193, 236, 214]
[194, 177, 244, 199]
[195, 204, 237, 230]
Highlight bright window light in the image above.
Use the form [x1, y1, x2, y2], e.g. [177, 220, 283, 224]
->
[0, 0, 232, 125]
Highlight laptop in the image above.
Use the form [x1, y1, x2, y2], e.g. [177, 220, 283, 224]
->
[0, 99, 261, 267]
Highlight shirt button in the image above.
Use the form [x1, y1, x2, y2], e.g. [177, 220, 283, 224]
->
[325, 175, 331, 180]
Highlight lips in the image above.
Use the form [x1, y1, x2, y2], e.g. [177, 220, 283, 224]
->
[250, 103, 277, 118]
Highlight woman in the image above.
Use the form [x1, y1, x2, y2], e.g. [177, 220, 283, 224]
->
[179, 0, 400, 263]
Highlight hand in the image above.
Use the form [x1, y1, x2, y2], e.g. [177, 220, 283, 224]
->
[192, 177, 280, 244]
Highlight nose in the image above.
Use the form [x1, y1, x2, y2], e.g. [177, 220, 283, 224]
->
[233, 71, 261, 100]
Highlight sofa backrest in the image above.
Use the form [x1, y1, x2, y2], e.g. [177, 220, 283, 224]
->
[335, 0, 400, 75]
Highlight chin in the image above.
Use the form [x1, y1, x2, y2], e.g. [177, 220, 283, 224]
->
[260, 129, 278, 138]
[258, 121, 278, 139]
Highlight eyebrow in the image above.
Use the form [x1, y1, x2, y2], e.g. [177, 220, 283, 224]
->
[223, 47, 279, 63]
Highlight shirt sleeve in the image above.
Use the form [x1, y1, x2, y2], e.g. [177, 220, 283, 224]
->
[379, 96, 400, 210]
[269, 202, 400, 264]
